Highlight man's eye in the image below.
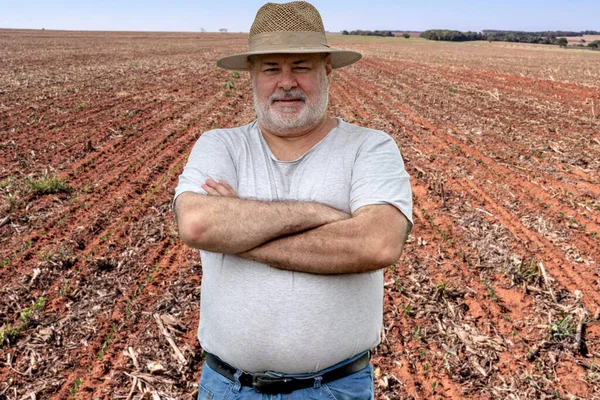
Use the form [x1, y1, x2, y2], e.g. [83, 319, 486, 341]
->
[294, 67, 309, 71]
[264, 68, 278, 72]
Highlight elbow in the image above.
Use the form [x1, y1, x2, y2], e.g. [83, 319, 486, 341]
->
[371, 238, 405, 269]
[177, 214, 209, 249]
[177, 212, 240, 253]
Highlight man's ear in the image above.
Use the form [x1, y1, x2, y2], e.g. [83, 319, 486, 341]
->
[246, 55, 255, 75]
[325, 54, 333, 76]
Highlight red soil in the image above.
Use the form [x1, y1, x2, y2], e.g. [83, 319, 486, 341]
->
[1, 30, 599, 399]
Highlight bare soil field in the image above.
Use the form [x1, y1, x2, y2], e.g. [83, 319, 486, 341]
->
[1, 29, 600, 399]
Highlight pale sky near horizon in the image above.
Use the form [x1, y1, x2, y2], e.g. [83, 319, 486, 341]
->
[0, 0, 598, 33]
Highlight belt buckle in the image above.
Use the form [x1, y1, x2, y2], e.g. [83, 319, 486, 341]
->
[252, 373, 295, 394]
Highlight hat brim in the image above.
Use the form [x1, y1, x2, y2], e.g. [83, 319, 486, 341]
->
[216, 48, 362, 71]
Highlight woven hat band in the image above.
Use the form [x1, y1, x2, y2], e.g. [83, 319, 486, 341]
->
[249, 31, 330, 52]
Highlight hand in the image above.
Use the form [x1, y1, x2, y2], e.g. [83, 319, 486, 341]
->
[202, 179, 238, 198]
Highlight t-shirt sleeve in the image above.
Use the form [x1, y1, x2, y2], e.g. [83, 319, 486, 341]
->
[350, 131, 413, 232]
[173, 131, 237, 209]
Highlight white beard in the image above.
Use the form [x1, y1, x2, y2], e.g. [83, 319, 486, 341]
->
[253, 69, 330, 136]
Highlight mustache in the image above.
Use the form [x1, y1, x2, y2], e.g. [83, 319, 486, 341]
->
[270, 90, 307, 103]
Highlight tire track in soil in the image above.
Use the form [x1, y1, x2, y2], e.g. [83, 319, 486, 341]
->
[0, 127, 199, 386]
[27, 157, 192, 399]
[339, 67, 600, 264]
[334, 71, 600, 309]
[331, 80, 536, 398]
[47, 87, 253, 399]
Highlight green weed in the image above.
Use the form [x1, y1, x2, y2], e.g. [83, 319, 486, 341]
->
[26, 177, 69, 195]
[550, 315, 574, 341]
[1, 296, 46, 346]
[69, 377, 82, 399]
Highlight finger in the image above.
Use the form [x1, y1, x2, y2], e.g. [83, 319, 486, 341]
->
[219, 180, 238, 198]
[206, 180, 232, 197]
[206, 179, 237, 197]
[202, 183, 220, 196]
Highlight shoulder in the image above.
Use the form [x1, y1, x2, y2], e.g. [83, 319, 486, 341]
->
[192, 121, 260, 157]
[335, 118, 397, 148]
[199, 120, 258, 144]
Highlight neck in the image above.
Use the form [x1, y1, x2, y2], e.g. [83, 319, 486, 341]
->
[259, 115, 337, 161]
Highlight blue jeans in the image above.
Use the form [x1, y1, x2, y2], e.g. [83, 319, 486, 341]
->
[198, 352, 374, 400]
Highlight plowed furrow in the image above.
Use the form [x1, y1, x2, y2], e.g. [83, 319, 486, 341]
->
[0, 83, 243, 277]
[361, 58, 600, 165]
[50, 93, 254, 400]
[331, 80, 531, 397]
[335, 72, 600, 308]
[338, 68, 600, 241]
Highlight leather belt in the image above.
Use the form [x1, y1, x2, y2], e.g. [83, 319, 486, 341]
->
[205, 351, 371, 394]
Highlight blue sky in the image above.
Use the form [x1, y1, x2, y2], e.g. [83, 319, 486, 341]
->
[0, 0, 598, 33]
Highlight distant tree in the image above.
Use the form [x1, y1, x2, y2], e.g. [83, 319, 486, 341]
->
[556, 37, 568, 47]
[402, 32, 410, 39]
[587, 41, 599, 49]
[219, 28, 228, 33]
[200, 27, 206, 33]
[341, 30, 349, 35]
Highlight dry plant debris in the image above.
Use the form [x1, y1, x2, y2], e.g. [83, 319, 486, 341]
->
[1, 29, 600, 399]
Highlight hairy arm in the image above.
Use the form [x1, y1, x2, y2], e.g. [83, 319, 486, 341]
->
[238, 204, 410, 274]
[174, 179, 351, 253]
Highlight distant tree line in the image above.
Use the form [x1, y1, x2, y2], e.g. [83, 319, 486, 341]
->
[483, 30, 600, 37]
[421, 29, 600, 47]
[341, 30, 394, 37]
[420, 30, 484, 42]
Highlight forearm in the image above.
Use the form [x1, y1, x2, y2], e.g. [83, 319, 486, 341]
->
[175, 192, 351, 253]
[239, 207, 409, 274]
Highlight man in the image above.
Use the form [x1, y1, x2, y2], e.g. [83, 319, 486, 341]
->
[173, 2, 413, 399]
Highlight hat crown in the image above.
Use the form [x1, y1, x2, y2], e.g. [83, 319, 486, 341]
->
[216, 1, 362, 71]
[250, 1, 325, 36]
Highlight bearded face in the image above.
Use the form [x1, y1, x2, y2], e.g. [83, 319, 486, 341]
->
[250, 54, 331, 136]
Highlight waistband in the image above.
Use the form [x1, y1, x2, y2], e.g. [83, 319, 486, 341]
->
[205, 351, 371, 394]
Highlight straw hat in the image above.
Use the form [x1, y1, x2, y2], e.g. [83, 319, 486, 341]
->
[217, 1, 362, 71]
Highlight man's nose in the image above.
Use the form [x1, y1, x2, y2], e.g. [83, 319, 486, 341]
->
[278, 69, 297, 91]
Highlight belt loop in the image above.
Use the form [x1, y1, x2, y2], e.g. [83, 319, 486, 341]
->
[232, 370, 243, 393]
[313, 375, 323, 389]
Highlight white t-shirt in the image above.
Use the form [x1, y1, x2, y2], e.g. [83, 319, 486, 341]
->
[174, 118, 413, 373]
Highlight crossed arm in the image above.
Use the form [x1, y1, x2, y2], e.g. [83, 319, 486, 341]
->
[175, 179, 410, 274]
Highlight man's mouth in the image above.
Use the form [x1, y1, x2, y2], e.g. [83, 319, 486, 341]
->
[272, 98, 304, 104]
